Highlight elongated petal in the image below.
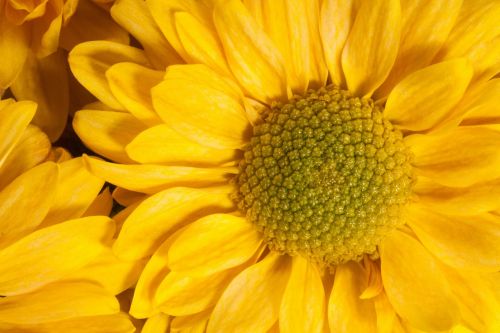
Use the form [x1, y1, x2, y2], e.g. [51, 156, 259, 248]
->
[406, 127, 500, 187]
[73, 111, 146, 163]
[207, 253, 291, 333]
[152, 64, 250, 149]
[106, 62, 163, 125]
[213, 0, 289, 104]
[408, 205, 500, 272]
[0, 282, 119, 324]
[84, 156, 236, 194]
[380, 230, 459, 331]
[329, 262, 376, 333]
[0, 216, 115, 295]
[111, 0, 182, 69]
[69, 41, 150, 110]
[385, 59, 473, 131]
[464, 35, 500, 84]
[113, 187, 234, 260]
[126, 124, 237, 166]
[0, 19, 29, 90]
[280, 256, 324, 333]
[0, 162, 58, 248]
[83, 188, 113, 217]
[461, 79, 500, 126]
[168, 214, 262, 275]
[142, 313, 170, 333]
[342, 0, 401, 97]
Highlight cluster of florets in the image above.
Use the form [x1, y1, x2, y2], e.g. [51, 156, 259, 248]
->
[235, 85, 414, 266]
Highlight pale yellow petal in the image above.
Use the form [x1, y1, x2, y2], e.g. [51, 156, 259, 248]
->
[213, 0, 289, 104]
[111, 0, 182, 69]
[320, 0, 356, 87]
[113, 186, 234, 260]
[380, 230, 459, 331]
[126, 124, 238, 166]
[83, 187, 113, 217]
[385, 59, 472, 131]
[342, 0, 401, 97]
[69, 41, 150, 110]
[73, 111, 146, 163]
[0, 281, 119, 324]
[408, 204, 500, 272]
[10, 50, 68, 141]
[167, 214, 262, 275]
[406, 127, 500, 187]
[152, 64, 251, 149]
[142, 313, 170, 333]
[0, 216, 115, 295]
[328, 262, 376, 333]
[0, 18, 29, 90]
[106, 62, 163, 125]
[0, 162, 58, 248]
[207, 253, 291, 333]
[280, 256, 325, 333]
[83, 155, 237, 194]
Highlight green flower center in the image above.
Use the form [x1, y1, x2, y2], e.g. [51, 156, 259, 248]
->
[235, 85, 414, 266]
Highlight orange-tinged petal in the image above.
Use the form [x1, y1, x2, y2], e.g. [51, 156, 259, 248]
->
[408, 205, 500, 272]
[83, 187, 113, 217]
[152, 64, 251, 150]
[113, 186, 234, 260]
[73, 111, 146, 163]
[0, 216, 115, 295]
[30, 0, 62, 57]
[0, 15, 29, 90]
[342, 0, 401, 97]
[83, 155, 237, 194]
[69, 41, 150, 111]
[167, 214, 262, 275]
[380, 230, 459, 331]
[0, 281, 119, 324]
[213, 0, 289, 104]
[328, 262, 376, 333]
[384, 59, 473, 132]
[207, 253, 292, 333]
[112, 187, 145, 207]
[126, 124, 238, 166]
[280, 256, 325, 333]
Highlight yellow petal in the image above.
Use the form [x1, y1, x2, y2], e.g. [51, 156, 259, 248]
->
[168, 214, 262, 275]
[464, 35, 500, 84]
[0, 162, 58, 248]
[113, 186, 234, 260]
[385, 59, 473, 132]
[375, 0, 463, 98]
[280, 256, 325, 333]
[341, 0, 401, 97]
[461, 78, 500, 126]
[328, 262, 376, 333]
[83, 155, 237, 194]
[112, 187, 145, 207]
[170, 310, 210, 331]
[152, 64, 251, 149]
[11, 49, 69, 142]
[73, 111, 146, 163]
[408, 205, 500, 272]
[0, 17, 29, 90]
[374, 292, 397, 333]
[127, 124, 238, 166]
[69, 41, 150, 111]
[360, 258, 383, 300]
[207, 253, 291, 333]
[320, 0, 356, 87]
[0, 216, 115, 295]
[0, 281, 119, 324]
[30, 0, 62, 57]
[105, 62, 163, 125]
[142, 313, 170, 333]
[0, 125, 50, 190]
[59, 0, 129, 52]
[213, 0, 289, 104]
[41, 157, 105, 226]
[111, 0, 182, 69]
[406, 127, 500, 187]
[380, 230, 459, 331]
[0, 100, 36, 168]
[83, 187, 113, 217]
[64, 248, 147, 295]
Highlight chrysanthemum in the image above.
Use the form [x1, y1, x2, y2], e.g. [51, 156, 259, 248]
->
[70, 0, 500, 332]
[0, 98, 141, 332]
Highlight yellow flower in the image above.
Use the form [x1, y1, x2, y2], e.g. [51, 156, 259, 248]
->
[70, 0, 500, 332]
[0, 98, 140, 332]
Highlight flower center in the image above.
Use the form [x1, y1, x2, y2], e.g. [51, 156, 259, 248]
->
[235, 85, 414, 266]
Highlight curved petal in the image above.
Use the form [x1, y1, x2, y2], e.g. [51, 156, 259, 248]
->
[83, 187, 113, 217]
[0, 19, 29, 90]
[461, 79, 500, 126]
[142, 313, 170, 333]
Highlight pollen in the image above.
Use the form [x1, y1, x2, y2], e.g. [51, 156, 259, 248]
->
[235, 85, 414, 266]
